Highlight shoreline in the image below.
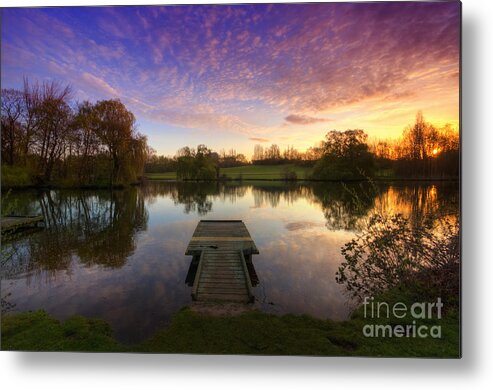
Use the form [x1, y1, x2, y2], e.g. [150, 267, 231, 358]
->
[1, 288, 460, 356]
[144, 177, 460, 183]
[1, 177, 460, 191]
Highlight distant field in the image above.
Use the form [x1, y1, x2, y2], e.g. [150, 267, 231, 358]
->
[145, 172, 177, 180]
[145, 164, 312, 181]
[220, 164, 312, 180]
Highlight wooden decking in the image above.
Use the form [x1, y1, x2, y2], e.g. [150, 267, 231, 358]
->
[1, 215, 44, 235]
[185, 220, 259, 256]
[186, 220, 259, 304]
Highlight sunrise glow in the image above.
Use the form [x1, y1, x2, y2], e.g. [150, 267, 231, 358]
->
[1, 2, 460, 157]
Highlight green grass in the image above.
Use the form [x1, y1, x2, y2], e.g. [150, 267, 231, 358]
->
[2, 289, 460, 356]
[145, 172, 177, 180]
[0, 310, 122, 352]
[220, 164, 312, 180]
[145, 165, 313, 181]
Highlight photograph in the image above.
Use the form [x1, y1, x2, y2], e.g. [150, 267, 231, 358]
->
[1, 1, 460, 357]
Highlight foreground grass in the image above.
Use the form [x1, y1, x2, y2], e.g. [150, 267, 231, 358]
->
[1, 311, 121, 352]
[2, 291, 460, 356]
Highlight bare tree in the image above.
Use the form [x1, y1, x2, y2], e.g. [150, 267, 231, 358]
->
[32, 81, 73, 181]
[1, 89, 23, 165]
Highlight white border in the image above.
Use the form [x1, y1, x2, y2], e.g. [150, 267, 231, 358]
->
[2, 0, 493, 389]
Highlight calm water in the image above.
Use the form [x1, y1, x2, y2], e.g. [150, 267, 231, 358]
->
[1, 181, 459, 343]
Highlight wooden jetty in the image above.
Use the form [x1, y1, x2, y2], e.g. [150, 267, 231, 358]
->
[185, 220, 259, 304]
[1, 215, 44, 235]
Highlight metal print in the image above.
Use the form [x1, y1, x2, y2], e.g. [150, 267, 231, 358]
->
[0, 1, 461, 357]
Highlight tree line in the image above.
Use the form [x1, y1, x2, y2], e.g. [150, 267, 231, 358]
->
[369, 112, 459, 178]
[145, 111, 458, 181]
[252, 144, 323, 166]
[145, 147, 248, 173]
[1, 78, 149, 187]
[311, 113, 459, 180]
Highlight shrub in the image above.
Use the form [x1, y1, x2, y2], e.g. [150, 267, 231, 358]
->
[282, 167, 298, 181]
[336, 213, 459, 308]
[1, 165, 33, 188]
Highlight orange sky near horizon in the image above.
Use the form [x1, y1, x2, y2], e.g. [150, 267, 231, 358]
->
[1, 3, 460, 157]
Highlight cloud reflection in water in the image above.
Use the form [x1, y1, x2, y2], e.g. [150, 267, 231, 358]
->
[1, 181, 458, 342]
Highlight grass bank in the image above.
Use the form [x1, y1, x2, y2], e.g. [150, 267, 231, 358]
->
[145, 171, 177, 180]
[1, 289, 460, 356]
[144, 165, 458, 182]
[146, 164, 311, 181]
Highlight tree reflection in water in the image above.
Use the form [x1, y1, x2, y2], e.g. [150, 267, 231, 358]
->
[1, 181, 459, 338]
[2, 188, 148, 281]
[2, 182, 457, 281]
[141, 181, 248, 215]
[140, 180, 457, 231]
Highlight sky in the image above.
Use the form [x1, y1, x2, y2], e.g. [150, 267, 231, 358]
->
[1, 2, 460, 157]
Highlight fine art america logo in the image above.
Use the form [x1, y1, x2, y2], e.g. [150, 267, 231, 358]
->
[362, 297, 443, 338]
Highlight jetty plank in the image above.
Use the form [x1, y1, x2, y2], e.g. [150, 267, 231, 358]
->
[186, 220, 258, 303]
[185, 220, 259, 256]
[1, 215, 44, 234]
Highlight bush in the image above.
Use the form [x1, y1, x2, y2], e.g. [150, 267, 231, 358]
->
[336, 213, 459, 308]
[1, 165, 33, 188]
[312, 155, 373, 180]
[176, 156, 217, 181]
[196, 165, 216, 181]
[281, 166, 298, 181]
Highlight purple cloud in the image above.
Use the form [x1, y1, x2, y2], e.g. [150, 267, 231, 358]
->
[1, 3, 460, 152]
[248, 137, 270, 143]
[285, 115, 332, 125]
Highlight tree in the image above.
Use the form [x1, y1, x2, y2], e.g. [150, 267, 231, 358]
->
[130, 133, 149, 180]
[196, 144, 211, 157]
[32, 81, 73, 182]
[91, 99, 136, 185]
[72, 101, 102, 183]
[176, 144, 217, 180]
[266, 144, 281, 160]
[302, 145, 324, 163]
[397, 112, 459, 177]
[20, 77, 41, 161]
[176, 146, 194, 158]
[253, 144, 264, 161]
[403, 111, 428, 160]
[322, 129, 368, 158]
[1, 89, 23, 165]
[2, 78, 148, 187]
[236, 153, 247, 164]
[312, 129, 374, 180]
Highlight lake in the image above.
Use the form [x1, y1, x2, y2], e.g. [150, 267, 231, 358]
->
[1, 180, 459, 343]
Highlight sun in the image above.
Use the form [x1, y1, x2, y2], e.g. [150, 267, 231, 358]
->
[432, 148, 440, 155]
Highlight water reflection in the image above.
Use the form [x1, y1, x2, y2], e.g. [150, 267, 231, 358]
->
[1, 180, 459, 342]
[311, 183, 375, 230]
[142, 181, 249, 215]
[374, 184, 459, 227]
[3, 189, 148, 280]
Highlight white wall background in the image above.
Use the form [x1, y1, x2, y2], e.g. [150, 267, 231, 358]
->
[1, 0, 492, 389]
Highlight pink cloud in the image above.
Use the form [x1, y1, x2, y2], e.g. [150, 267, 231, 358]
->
[248, 137, 269, 143]
[80, 72, 119, 97]
[285, 115, 333, 125]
